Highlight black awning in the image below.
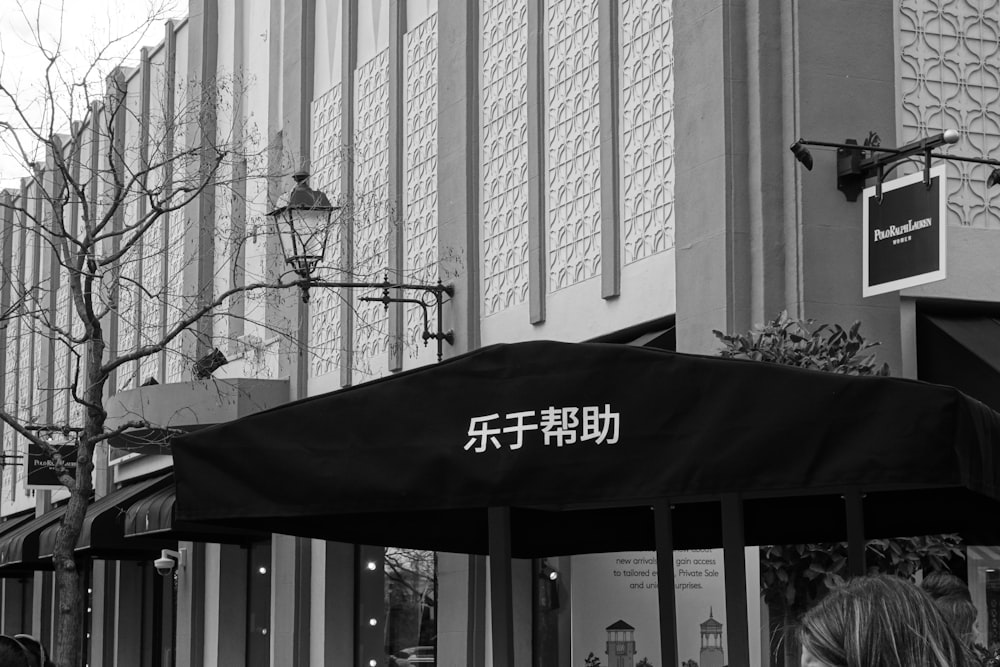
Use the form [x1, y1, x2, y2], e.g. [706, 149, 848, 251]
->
[38, 474, 173, 561]
[172, 340, 1000, 556]
[917, 314, 1000, 411]
[0, 507, 66, 571]
[124, 484, 264, 544]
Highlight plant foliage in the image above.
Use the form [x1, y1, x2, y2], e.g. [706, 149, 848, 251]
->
[716, 312, 964, 665]
[713, 311, 890, 376]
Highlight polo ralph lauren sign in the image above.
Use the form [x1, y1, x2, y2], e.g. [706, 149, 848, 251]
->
[863, 165, 947, 297]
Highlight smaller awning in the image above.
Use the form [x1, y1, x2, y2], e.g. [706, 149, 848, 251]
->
[917, 314, 1000, 411]
[0, 508, 66, 571]
[125, 484, 264, 544]
[38, 474, 174, 561]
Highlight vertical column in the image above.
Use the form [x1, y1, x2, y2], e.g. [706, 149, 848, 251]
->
[438, 552, 484, 667]
[315, 541, 355, 665]
[271, 534, 311, 667]
[159, 21, 177, 382]
[105, 68, 128, 391]
[721, 494, 750, 667]
[654, 500, 678, 667]
[214, 544, 249, 664]
[88, 560, 114, 667]
[339, 0, 358, 387]
[228, 2, 248, 358]
[175, 541, 205, 667]
[182, 0, 219, 367]
[437, 0, 480, 353]
[113, 563, 142, 666]
[356, 545, 384, 667]
[526, 0, 547, 324]
[136, 47, 151, 370]
[1, 578, 27, 635]
[40, 143, 63, 425]
[488, 507, 513, 667]
[597, 0, 621, 298]
[386, 0, 406, 370]
[787, 1, 901, 367]
[673, 0, 751, 353]
[0, 191, 11, 456]
[280, 0, 316, 402]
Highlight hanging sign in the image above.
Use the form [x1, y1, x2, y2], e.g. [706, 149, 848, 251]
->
[862, 165, 947, 297]
[25, 442, 78, 489]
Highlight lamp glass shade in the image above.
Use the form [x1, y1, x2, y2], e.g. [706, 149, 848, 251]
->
[267, 177, 337, 278]
[277, 206, 332, 277]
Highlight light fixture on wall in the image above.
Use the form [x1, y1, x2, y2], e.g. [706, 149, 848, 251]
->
[267, 171, 454, 361]
[790, 129, 1000, 201]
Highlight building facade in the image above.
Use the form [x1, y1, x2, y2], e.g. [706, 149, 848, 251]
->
[1, 0, 999, 666]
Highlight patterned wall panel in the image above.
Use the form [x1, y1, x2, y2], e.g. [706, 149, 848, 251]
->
[898, 0, 1000, 228]
[405, 15, 439, 349]
[19, 228, 34, 489]
[546, 0, 602, 290]
[309, 83, 344, 377]
[2, 226, 20, 498]
[52, 284, 70, 425]
[481, 0, 529, 314]
[354, 50, 391, 371]
[165, 211, 186, 382]
[622, 0, 674, 263]
[138, 217, 164, 385]
[116, 239, 139, 392]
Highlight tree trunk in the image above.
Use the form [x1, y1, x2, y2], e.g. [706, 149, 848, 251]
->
[51, 482, 89, 667]
[51, 338, 102, 667]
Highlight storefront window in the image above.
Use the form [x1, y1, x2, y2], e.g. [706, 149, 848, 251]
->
[384, 548, 436, 666]
[534, 549, 759, 667]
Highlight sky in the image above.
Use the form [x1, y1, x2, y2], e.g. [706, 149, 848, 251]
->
[0, 0, 183, 189]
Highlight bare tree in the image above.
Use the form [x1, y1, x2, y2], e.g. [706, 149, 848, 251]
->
[0, 2, 306, 664]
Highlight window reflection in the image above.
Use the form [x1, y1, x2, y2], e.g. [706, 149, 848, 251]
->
[384, 548, 436, 667]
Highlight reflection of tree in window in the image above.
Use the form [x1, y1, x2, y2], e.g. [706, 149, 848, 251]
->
[384, 548, 437, 661]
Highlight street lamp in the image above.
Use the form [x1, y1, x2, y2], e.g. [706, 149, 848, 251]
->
[267, 171, 455, 361]
[267, 170, 339, 283]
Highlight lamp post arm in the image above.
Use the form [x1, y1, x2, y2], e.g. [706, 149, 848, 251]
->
[293, 278, 455, 361]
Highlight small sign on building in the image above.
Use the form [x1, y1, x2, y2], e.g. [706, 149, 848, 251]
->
[862, 165, 947, 297]
[25, 441, 78, 489]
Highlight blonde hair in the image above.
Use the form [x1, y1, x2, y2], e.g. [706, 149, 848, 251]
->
[798, 574, 971, 667]
[921, 571, 978, 645]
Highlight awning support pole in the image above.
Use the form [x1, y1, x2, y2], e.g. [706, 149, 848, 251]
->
[722, 493, 751, 667]
[488, 506, 514, 666]
[654, 500, 678, 667]
[845, 490, 866, 576]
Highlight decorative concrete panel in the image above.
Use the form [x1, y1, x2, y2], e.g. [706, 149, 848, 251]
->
[116, 246, 139, 393]
[309, 83, 344, 377]
[2, 429, 13, 500]
[546, 0, 602, 291]
[139, 219, 164, 384]
[481, 0, 529, 315]
[52, 285, 70, 424]
[622, 0, 674, 263]
[898, 0, 1000, 228]
[405, 15, 439, 349]
[354, 50, 391, 371]
[165, 212, 186, 382]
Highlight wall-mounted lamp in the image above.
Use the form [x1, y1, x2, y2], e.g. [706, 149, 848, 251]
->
[791, 129, 1000, 202]
[267, 171, 455, 361]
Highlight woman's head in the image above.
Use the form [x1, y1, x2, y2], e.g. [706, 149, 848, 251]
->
[920, 571, 977, 643]
[798, 574, 970, 667]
